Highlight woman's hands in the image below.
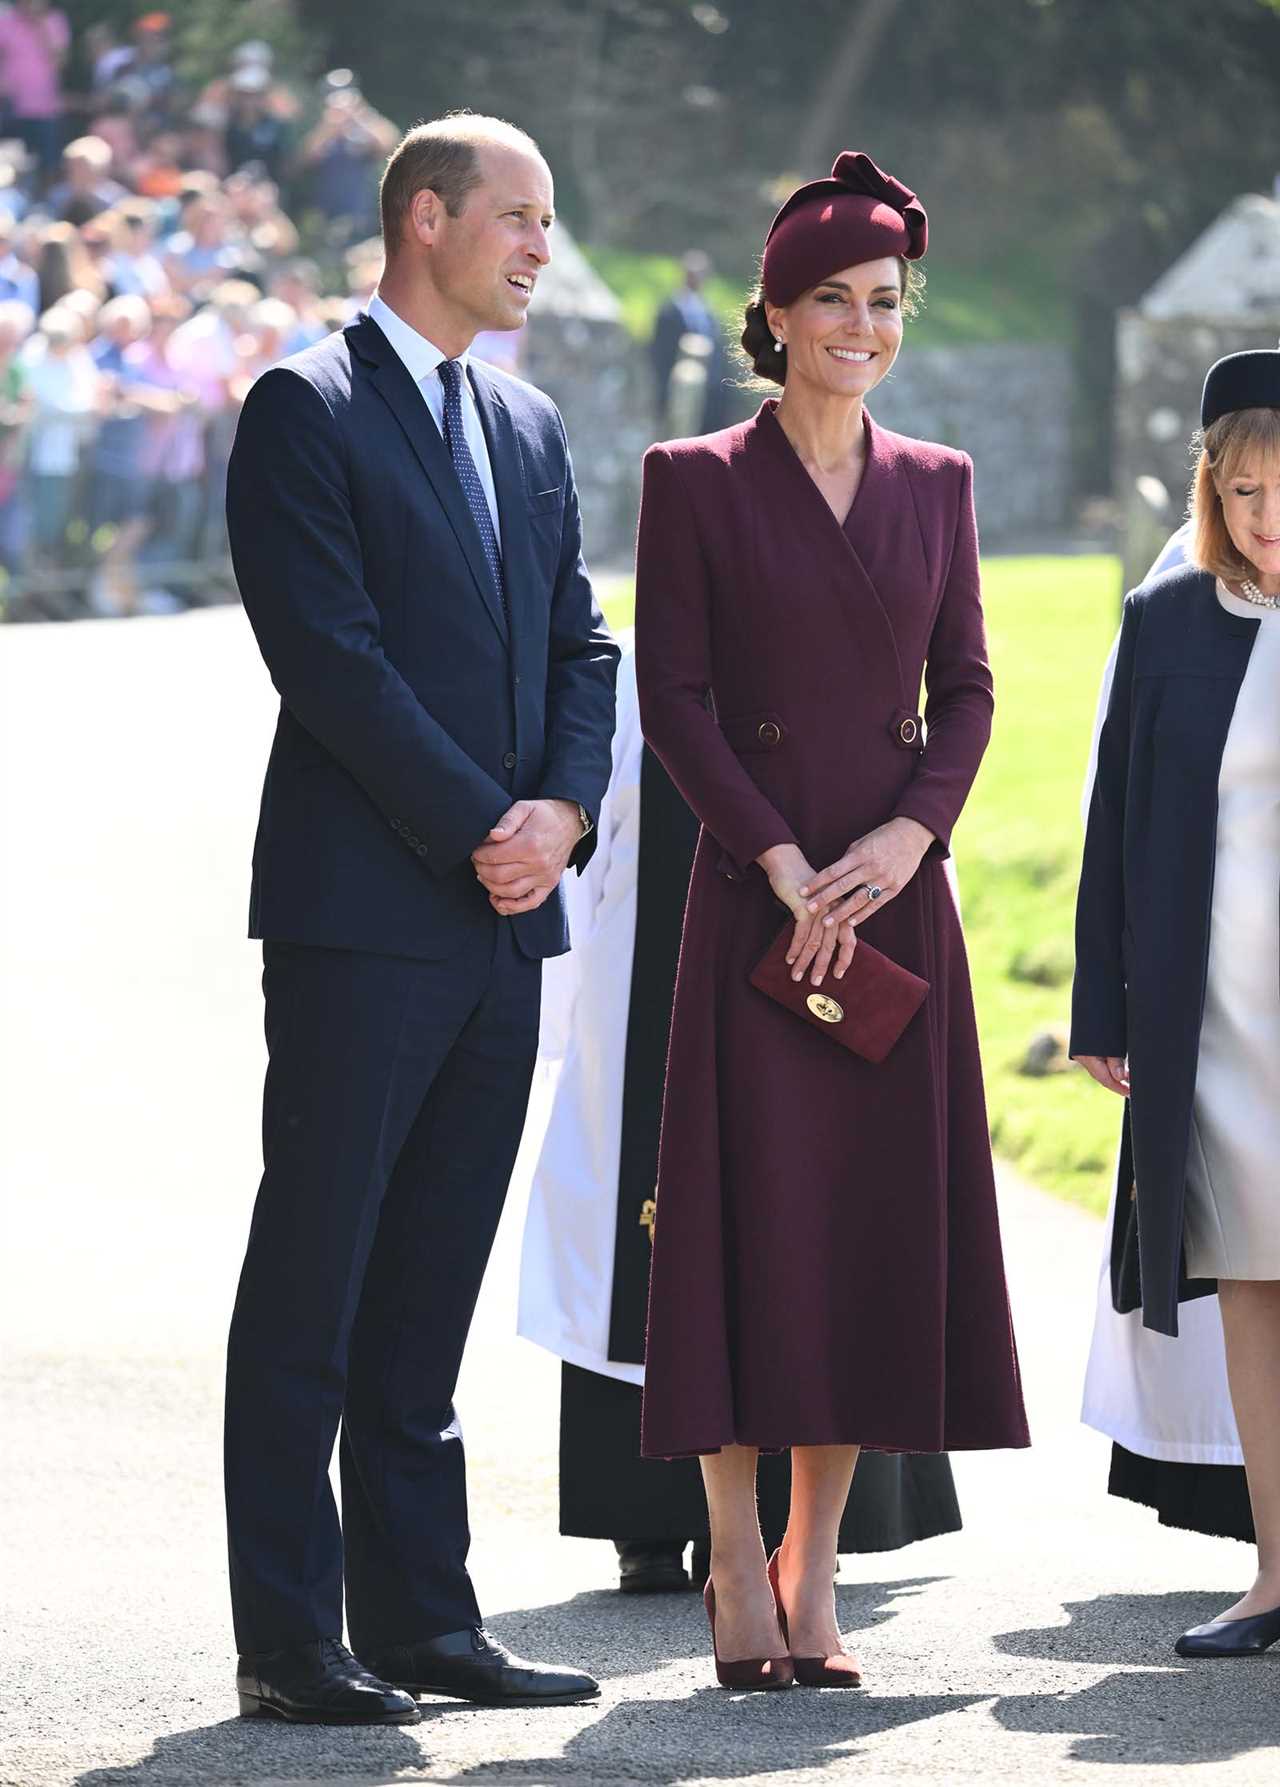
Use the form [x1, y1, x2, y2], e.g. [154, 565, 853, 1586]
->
[1073, 1055, 1131, 1097]
[799, 817, 934, 929]
[758, 843, 858, 987]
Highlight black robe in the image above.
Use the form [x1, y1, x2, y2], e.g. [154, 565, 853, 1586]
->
[1073, 565, 1259, 1334]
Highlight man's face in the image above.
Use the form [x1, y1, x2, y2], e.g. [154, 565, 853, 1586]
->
[424, 143, 554, 335]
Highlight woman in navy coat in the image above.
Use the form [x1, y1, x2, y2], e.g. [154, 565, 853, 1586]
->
[1073, 351, 1280, 1659]
[634, 153, 1029, 1692]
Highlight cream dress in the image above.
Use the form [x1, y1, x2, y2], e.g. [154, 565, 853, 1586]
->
[1183, 579, 1280, 1280]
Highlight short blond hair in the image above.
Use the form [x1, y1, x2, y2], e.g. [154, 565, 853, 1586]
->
[379, 112, 542, 253]
[1190, 407, 1280, 580]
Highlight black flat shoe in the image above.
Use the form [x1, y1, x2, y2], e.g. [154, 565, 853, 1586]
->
[615, 1540, 692, 1595]
[1175, 1603, 1280, 1658]
[236, 1637, 420, 1723]
[367, 1627, 600, 1705]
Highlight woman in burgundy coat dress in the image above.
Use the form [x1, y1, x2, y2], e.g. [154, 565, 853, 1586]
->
[635, 153, 1029, 1691]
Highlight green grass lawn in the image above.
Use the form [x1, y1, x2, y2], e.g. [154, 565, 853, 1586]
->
[601, 553, 1125, 1216]
[956, 555, 1122, 1214]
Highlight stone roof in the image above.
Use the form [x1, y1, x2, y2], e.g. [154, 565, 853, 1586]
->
[529, 222, 622, 323]
[1141, 193, 1280, 320]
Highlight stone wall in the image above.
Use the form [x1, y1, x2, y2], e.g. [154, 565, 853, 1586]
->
[866, 343, 1074, 544]
[476, 225, 650, 569]
[1114, 311, 1280, 591]
[516, 316, 650, 568]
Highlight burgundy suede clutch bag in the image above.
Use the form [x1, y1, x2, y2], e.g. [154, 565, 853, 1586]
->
[749, 918, 929, 1063]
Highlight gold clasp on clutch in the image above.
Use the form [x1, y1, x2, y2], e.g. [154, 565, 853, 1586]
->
[806, 992, 844, 1024]
[640, 1197, 657, 1243]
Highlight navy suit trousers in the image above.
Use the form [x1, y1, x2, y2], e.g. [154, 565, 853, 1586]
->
[224, 923, 541, 1655]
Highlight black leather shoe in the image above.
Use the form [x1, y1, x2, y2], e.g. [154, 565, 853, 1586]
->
[615, 1540, 692, 1594]
[236, 1637, 420, 1723]
[1175, 1604, 1280, 1657]
[368, 1628, 600, 1705]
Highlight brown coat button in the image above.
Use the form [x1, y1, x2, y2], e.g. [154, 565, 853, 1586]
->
[757, 721, 781, 746]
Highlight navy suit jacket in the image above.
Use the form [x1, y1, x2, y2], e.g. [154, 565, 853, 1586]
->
[227, 313, 619, 961]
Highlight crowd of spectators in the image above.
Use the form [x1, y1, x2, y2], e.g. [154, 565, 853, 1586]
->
[0, 7, 400, 619]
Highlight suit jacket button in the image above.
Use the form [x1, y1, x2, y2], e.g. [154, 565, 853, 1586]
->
[757, 721, 781, 746]
[416, 843, 428, 857]
[898, 716, 919, 745]
[503, 751, 517, 769]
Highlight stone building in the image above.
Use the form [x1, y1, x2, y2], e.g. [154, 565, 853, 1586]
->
[1114, 192, 1280, 591]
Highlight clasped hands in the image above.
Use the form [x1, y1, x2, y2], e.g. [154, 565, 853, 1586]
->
[759, 817, 934, 987]
[471, 798, 583, 916]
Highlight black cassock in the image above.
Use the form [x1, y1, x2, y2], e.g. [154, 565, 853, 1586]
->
[559, 746, 962, 1549]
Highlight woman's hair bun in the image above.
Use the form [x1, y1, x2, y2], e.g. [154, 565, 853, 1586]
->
[739, 290, 785, 387]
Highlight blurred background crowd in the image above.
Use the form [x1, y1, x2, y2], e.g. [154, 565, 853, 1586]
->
[2, 0, 1279, 630]
[0, 5, 401, 619]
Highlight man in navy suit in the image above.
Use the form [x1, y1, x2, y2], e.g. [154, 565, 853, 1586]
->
[223, 113, 618, 1725]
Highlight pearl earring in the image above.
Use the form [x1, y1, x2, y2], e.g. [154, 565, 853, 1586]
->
[773, 338, 784, 353]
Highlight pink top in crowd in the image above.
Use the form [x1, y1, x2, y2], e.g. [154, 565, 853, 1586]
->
[0, 6, 70, 119]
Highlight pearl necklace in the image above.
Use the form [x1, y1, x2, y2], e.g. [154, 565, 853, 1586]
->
[1238, 577, 1280, 610]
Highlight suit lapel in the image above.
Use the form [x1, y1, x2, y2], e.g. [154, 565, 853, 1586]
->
[470, 364, 535, 641]
[347, 315, 509, 646]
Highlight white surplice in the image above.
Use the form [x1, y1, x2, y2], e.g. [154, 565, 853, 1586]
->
[517, 643, 647, 1385]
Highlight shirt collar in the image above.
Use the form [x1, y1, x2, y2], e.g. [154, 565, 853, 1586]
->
[368, 292, 471, 385]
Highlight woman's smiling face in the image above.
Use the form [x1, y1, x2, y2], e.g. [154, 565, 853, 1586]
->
[765, 257, 904, 399]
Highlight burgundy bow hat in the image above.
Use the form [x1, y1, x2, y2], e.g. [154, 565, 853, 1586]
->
[762, 151, 927, 309]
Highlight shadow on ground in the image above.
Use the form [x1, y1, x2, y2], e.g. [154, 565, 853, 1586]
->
[70, 1578, 956, 1787]
[991, 1591, 1280, 1768]
[484, 1575, 949, 1683]
[71, 1583, 1280, 1785]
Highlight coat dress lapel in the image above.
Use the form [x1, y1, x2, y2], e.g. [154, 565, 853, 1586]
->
[346, 314, 509, 647]
[752, 403, 910, 706]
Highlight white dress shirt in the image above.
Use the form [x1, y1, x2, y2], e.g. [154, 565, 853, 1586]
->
[367, 292, 501, 543]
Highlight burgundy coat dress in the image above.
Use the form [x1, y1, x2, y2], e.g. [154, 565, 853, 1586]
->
[635, 401, 1029, 1460]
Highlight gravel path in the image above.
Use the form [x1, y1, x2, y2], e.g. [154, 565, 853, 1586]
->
[2, 609, 1276, 1786]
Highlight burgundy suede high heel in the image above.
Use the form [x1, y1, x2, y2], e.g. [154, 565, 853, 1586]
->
[703, 1577, 794, 1690]
[767, 1548, 863, 1688]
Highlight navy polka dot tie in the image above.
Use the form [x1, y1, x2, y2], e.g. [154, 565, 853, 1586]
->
[438, 358, 506, 618]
